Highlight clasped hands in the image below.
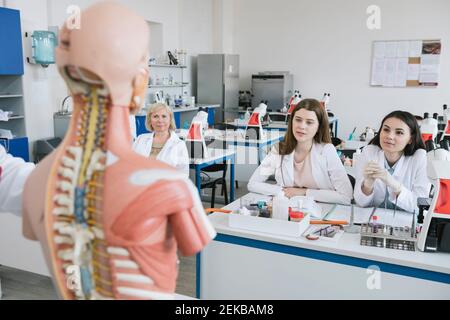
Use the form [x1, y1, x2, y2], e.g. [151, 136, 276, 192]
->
[363, 160, 402, 194]
[282, 187, 307, 198]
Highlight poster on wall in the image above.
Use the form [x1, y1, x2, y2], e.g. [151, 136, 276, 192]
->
[370, 39, 441, 87]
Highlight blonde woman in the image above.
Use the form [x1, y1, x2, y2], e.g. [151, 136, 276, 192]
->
[133, 103, 189, 176]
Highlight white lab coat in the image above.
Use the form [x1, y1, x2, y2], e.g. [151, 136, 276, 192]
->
[248, 143, 353, 204]
[354, 145, 430, 212]
[0, 145, 35, 215]
[132, 131, 190, 176]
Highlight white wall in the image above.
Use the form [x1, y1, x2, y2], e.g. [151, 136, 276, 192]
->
[212, 0, 234, 53]
[232, 0, 450, 138]
[4, 0, 214, 151]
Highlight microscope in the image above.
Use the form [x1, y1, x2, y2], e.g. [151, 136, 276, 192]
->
[420, 112, 439, 143]
[186, 109, 209, 158]
[417, 139, 450, 252]
[285, 90, 302, 122]
[245, 101, 267, 140]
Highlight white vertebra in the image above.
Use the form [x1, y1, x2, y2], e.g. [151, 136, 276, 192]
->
[107, 247, 130, 257]
[113, 260, 139, 269]
[116, 273, 154, 285]
[116, 287, 174, 300]
[61, 156, 77, 169]
[67, 146, 82, 160]
[72, 225, 95, 265]
[58, 167, 75, 181]
[54, 194, 73, 207]
[53, 207, 72, 216]
[54, 222, 70, 231]
[54, 235, 74, 245]
[58, 249, 74, 261]
[86, 149, 106, 180]
[91, 226, 105, 240]
[57, 224, 76, 236]
[57, 180, 74, 193]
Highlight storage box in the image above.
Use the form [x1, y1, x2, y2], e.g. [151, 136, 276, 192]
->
[228, 213, 310, 237]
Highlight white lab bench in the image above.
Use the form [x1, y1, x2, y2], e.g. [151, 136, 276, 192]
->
[190, 148, 236, 203]
[178, 129, 284, 181]
[198, 193, 450, 299]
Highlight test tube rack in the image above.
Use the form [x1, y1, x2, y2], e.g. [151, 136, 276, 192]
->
[360, 223, 417, 251]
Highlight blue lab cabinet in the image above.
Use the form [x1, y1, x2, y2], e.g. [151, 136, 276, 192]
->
[135, 115, 149, 136]
[207, 108, 215, 126]
[0, 7, 24, 75]
[0, 137, 29, 161]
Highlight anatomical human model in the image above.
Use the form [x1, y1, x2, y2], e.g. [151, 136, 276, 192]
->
[22, 1, 216, 300]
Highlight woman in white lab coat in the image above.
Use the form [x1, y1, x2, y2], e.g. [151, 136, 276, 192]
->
[0, 145, 35, 215]
[133, 103, 189, 176]
[354, 110, 430, 212]
[248, 99, 353, 205]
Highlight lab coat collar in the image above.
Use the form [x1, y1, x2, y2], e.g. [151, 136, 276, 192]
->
[309, 143, 327, 188]
[377, 147, 406, 178]
[281, 152, 294, 186]
[148, 131, 179, 156]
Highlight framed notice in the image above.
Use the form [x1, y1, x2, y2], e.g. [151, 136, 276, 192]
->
[370, 39, 441, 87]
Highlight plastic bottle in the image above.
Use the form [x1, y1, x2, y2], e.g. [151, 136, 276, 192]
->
[244, 108, 251, 122]
[352, 148, 362, 167]
[272, 193, 290, 221]
[182, 91, 188, 106]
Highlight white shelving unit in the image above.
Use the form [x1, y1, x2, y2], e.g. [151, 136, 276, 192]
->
[0, 75, 26, 137]
[147, 64, 189, 106]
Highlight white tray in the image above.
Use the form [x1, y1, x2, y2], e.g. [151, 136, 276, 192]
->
[228, 213, 310, 237]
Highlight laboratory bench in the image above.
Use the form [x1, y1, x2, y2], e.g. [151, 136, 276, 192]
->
[190, 148, 236, 203]
[177, 128, 284, 181]
[197, 193, 450, 299]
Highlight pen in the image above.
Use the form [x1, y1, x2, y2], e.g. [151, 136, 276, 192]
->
[348, 127, 356, 141]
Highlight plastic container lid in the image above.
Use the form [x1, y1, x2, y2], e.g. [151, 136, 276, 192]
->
[289, 210, 304, 220]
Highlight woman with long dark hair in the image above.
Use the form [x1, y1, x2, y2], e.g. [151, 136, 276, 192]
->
[354, 110, 430, 212]
[248, 99, 353, 204]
